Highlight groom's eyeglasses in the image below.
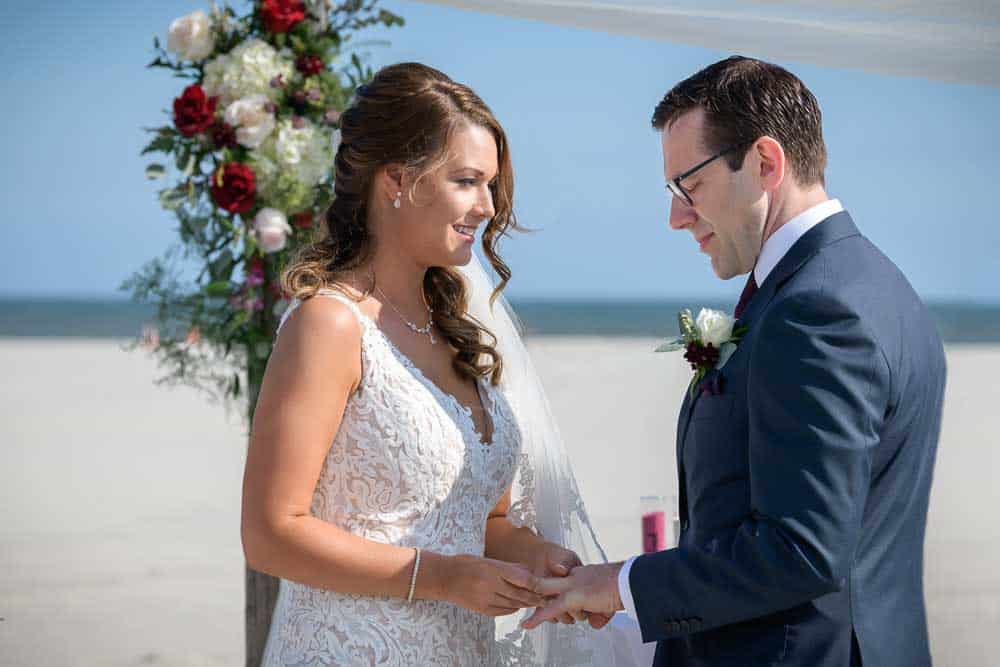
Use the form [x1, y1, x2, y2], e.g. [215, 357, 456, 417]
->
[666, 145, 741, 206]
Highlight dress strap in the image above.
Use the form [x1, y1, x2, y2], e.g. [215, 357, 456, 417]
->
[276, 289, 369, 336]
[313, 288, 370, 331]
[275, 289, 369, 392]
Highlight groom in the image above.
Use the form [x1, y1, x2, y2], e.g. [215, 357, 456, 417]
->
[523, 56, 946, 666]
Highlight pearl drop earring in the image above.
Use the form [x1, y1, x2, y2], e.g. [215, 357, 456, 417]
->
[393, 192, 402, 209]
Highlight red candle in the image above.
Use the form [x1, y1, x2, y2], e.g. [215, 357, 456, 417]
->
[642, 511, 666, 553]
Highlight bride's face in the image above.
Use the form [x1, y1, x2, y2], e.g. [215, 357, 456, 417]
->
[662, 109, 765, 280]
[389, 123, 499, 268]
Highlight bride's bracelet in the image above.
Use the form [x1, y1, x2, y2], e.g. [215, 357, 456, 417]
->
[406, 547, 422, 603]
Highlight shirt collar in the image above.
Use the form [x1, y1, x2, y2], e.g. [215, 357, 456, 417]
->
[754, 199, 844, 285]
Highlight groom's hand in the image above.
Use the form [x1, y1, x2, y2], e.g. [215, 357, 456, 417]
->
[522, 562, 624, 630]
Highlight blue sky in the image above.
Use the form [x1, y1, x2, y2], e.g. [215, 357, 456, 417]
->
[1, 0, 998, 302]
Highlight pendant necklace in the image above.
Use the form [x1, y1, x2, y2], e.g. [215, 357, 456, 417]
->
[375, 285, 436, 345]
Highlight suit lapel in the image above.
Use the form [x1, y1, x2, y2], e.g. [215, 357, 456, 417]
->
[674, 211, 862, 526]
[675, 377, 704, 527]
[677, 379, 703, 459]
[735, 211, 861, 330]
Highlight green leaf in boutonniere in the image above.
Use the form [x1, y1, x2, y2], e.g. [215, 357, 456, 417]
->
[716, 341, 738, 370]
[654, 336, 686, 353]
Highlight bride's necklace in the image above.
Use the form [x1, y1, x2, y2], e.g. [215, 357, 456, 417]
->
[375, 285, 436, 345]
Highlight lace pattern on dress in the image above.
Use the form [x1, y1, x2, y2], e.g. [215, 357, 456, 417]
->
[264, 291, 522, 666]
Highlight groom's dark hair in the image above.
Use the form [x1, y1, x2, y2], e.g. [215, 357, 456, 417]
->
[652, 56, 827, 186]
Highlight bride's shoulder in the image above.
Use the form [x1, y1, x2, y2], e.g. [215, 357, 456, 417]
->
[264, 288, 366, 399]
[280, 286, 366, 348]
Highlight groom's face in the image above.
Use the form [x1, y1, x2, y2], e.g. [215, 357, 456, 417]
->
[662, 109, 765, 280]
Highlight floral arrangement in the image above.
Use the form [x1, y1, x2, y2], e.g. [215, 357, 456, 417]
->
[656, 308, 746, 396]
[124, 1, 403, 406]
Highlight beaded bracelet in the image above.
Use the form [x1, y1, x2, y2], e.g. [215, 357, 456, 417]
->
[406, 547, 422, 603]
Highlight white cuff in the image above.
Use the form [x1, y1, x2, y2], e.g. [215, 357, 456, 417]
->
[617, 556, 639, 620]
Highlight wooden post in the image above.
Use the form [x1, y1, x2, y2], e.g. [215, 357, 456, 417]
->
[245, 328, 277, 666]
[245, 566, 280, 666]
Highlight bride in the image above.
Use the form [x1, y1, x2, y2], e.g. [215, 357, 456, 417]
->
[242, 62, 628, 665]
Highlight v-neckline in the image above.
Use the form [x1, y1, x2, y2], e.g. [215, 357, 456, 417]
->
[354, 307, 496, 448]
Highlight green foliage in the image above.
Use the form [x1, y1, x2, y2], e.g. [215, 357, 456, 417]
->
[124, 0, 403, 415]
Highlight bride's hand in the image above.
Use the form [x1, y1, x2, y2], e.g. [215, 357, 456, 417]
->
[441, 555, 545, 617]
[530, 543, 582, 579]
[529, 544, 583, 625]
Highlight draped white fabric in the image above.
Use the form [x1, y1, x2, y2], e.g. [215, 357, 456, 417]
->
[461, 254, 649, 665]
[416, 0, 1000, 86]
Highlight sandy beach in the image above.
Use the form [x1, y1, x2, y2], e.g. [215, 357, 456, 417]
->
[1, 338, 997, 665]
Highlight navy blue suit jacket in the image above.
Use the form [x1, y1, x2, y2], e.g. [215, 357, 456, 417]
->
[630, 212, 946, 666]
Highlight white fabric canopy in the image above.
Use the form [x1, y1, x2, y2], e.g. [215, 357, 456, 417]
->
[416, 0, 1000, 87]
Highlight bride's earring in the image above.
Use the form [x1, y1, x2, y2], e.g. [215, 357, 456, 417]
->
[393, 192, 402, 209]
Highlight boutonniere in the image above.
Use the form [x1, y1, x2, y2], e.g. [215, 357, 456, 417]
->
[656, 308, 747, 397]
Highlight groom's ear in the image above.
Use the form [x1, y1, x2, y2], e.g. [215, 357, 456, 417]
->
[753, 136, 786, 194]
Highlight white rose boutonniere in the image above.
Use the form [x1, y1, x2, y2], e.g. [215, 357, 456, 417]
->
[656, 308, 747, 397]
[695, 308, 735, 348]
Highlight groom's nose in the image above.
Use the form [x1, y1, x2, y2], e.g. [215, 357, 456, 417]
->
[668, 197, 697, 231]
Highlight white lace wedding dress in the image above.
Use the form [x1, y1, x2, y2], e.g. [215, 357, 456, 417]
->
[262, 290, 525, 666]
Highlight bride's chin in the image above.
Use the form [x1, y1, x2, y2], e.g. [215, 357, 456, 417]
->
[446, 247, 474, 266]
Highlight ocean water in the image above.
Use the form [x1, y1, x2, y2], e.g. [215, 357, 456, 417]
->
[2, 297, 1000, 343]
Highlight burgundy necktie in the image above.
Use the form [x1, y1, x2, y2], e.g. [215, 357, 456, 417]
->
[734, 273, 758, 319]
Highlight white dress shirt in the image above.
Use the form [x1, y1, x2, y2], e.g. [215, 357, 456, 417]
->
[616, 198, 845, 623]
[753, 198, 844, 285]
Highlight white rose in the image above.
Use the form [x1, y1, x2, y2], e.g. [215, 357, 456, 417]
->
[224, 95, 275, 149]
[695, 308, 735, 347]
[253, 208, 292, 253]
[167, 10, 215, 62]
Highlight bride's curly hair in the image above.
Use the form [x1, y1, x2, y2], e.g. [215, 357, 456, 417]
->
[283, 62, 520, 384]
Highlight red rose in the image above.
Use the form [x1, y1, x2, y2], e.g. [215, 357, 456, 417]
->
[291, 211, 315, 229]
[296, 54, 325, 77]
[210, 121, 237, 149]
[211, 163, 256, 215]
[173, 85, 218, 137]
[260, 0, 306, 33]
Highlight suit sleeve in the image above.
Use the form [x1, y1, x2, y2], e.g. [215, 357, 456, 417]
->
[629, 290, 891, 643]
